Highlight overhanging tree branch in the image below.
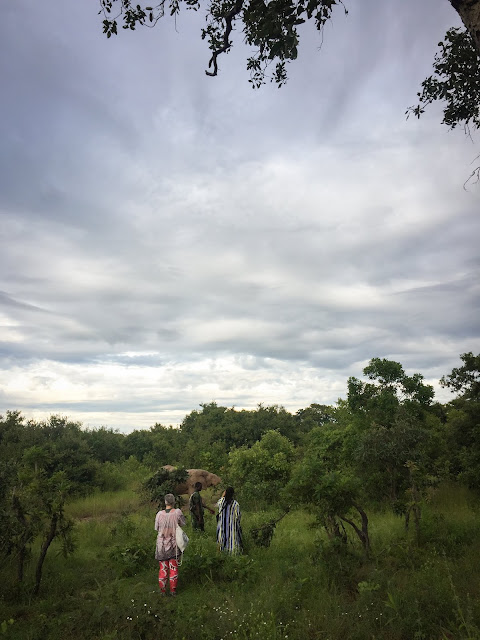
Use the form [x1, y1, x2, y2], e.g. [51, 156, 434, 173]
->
[205, 0, 244, 77]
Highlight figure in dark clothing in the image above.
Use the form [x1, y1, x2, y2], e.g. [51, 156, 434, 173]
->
[189, 481, 215, 531]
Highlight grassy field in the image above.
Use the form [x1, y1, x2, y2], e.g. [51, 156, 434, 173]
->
[1, 484, 480, 640]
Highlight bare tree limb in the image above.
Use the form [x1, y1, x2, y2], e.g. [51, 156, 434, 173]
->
[464, 153, 480, 189]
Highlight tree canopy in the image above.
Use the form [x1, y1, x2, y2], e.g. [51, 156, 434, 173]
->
[99, 0, 480, 132]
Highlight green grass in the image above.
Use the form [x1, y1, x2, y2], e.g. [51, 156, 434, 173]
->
[64, 489, 141, 520]
[2, 484, 480, 640]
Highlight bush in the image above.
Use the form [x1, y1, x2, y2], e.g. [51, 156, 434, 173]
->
[228, 431, 295, 508]
[94, 461, 128, 492]
[180, 533, 257, 586]
[108, 515, 152, 577]
[142, 467, 188, 507]
[108, 542, 151, 577]
[313, 536, 364, 591]
[418, 511, 479, 555]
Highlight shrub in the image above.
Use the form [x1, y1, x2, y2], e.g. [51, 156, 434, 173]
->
[419, 511, 479, 556]
[142, 467, 188, 507]
[94, 461, 128, 492]
[313, 536, 364, 591]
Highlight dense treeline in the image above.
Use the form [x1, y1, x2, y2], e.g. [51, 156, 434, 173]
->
[0, 353, 479, 602]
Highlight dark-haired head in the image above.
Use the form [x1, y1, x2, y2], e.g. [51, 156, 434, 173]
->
[224, 486, 235, 505]
[195, 481, 203, 491]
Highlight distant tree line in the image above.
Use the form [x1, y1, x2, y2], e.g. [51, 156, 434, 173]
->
[0, 352, 478, 593]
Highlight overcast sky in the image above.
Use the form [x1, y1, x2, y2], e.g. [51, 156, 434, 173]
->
[1, 0, 479, 432]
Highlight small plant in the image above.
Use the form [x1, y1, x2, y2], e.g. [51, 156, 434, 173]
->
[358, 580, 380, 595]
[109, 542, 151, 576]
[123, 596, 173, 639]
[0, 620, 14, 636]
[442, 562, 480, 640]
[250, 509, 290, 548]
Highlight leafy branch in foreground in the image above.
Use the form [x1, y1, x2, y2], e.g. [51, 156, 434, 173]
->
[407, 28, 480, 132]
[250, 507, 290, 547]
[98, 1, 480, 182]
[98, 0, 347, 87]
[406, 27, 480, 186]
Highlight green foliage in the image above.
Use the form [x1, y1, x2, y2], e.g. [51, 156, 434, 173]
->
[182, 539, 255, 584]
[92, 456, 150, 493]
[97, 0, 480, 155]
[108, 516, 152, 576]
[441, 352, 480, 400]
[249, 508, 290, 547]
[345, 358, 443, 533]
[82, 426, 126, 463]
[294, 402, 337, 435]
[313, 535, 364, 590]
[287, 424, 370, 552]
[93, 460, 129, 491]
[445, 403, 480, 488]
[355, 414, 441, 506]
[407, 28, 480, 131]
[0, 412, 93, 594]
[123, 422, 187, 468]
[442, 354, 480, 489]
[64, 488, 139, 520]
[0, 620, 14, 636]
[228, 429, 296, 506]
[348, 357, 434, 428]
[110, 540, 152, 576]
[99, 0, 348, 87]
[179, 403, 297, 468]
[142, 466, 188, 506]
[418, 510, 479, 556]
[3, 350, 480, 636]
[2, 481, 480, 640]
[357, 579, 380, 595]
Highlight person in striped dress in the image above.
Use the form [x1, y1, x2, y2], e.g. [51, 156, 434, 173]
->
[216, 487, 243, 554]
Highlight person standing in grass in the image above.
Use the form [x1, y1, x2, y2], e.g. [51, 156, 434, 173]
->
[154, 493, 186, 596]
[189, 481, 215, 532]
[216, 486, 243, 554]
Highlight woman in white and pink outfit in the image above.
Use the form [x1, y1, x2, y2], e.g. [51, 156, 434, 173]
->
[154, 493, 186, 596]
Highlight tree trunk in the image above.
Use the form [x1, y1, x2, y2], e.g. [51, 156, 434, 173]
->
[353, 502, 370, 554]
[413, 503, 421, 542]
[450, 0, 480, 56]
[323, 515, 347, 543]
[339, 503, 370, 556]
[12, 495, 29, 583]
[17, 545, 27, 584]
[406, 467, 422, 542]
[33, 513, 58, 596]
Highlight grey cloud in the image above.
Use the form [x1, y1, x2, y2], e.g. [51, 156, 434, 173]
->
[13, 398, 165, 414]
[0, 291, 52, 314]
[0, 0, 478, 428]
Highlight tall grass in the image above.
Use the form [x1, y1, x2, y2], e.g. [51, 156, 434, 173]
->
[2, 483, 480, 640]
[65, 489, 141, 520]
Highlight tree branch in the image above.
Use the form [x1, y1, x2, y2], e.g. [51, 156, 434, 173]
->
[464, 153, 480, 189]
[34, 512, 58, 597]
[205, 0, 245, 77]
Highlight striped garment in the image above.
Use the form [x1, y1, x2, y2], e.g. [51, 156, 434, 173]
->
[216, 497, 243, 554]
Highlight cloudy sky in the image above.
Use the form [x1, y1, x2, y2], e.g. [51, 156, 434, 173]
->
[1, 0, 479, 432]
